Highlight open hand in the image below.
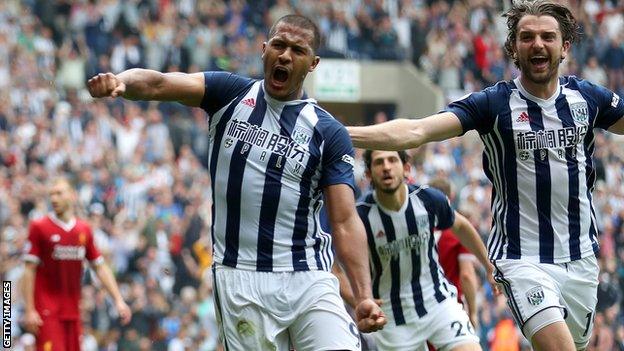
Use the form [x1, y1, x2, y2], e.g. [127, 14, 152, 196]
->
[22, 310, 43, 335]
[116, 299, 132, 325]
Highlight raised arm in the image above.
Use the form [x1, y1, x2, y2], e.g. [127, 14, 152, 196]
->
[347, 112, 463, 150]
[325, 183, 386, 333]
[450, 211, 500, 296]
[87, 69, 205, 107]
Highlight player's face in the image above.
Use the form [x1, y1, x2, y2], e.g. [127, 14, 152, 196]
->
[367, 151, 410, 194]
[49, 181, 74, 216]
[513, 15, 570, 85]
[262, 22, 320, 101]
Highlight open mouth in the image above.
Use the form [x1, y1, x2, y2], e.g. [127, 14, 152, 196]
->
[530, 56, 549, 67]
[273, 67, 289, 83]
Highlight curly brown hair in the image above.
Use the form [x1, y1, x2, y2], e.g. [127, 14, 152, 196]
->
[503, 0, 580, 67]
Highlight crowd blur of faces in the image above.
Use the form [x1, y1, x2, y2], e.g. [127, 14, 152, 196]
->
[1, 1, 624, 350]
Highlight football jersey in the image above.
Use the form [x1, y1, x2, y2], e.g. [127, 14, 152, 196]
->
[201, 72, 355, 272]
[24, 214, 102, 320]
[446, 76, 624, 263]
[357, 184, 457, 326]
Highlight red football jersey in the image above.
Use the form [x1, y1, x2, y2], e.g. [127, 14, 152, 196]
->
[436, 228, 474, 301]
[24, 214, 102, 320]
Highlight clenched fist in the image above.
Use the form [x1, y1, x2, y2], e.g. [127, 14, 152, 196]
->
[87, 73, 126, 98]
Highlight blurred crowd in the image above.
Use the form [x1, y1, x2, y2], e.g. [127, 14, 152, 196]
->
[1, 0, 624, 350]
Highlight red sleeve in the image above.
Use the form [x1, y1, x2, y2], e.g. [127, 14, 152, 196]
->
[24, 222, 41, 264]
[458, 243, 471, 255]
[84, 224, 102, 263]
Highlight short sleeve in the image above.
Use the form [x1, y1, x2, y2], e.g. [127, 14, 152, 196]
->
[318, 121, 356, 191]
[421, 187, 455, 230]
[85, 226, 102, 263]
[24, 222, 41, 264]
[200, 72, 255, 115]
[445, 90, 495, 135]
[591, 84, 624, 130]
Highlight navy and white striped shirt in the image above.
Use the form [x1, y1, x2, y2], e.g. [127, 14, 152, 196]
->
[357, 184, 457, 326]
[202, 72, 355, 272]
[447, 76, 624, 264]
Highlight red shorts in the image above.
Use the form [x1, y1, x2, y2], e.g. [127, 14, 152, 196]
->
[37, 318, 81, 351]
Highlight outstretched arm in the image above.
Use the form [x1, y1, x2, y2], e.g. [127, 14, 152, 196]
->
[325, 184, 386, 333]
[87, 69, 205, 107]
[347, 112, 463, 150]
[450, 211, 500, 295]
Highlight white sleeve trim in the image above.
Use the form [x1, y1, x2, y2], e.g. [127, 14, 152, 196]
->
[458, 253, 477, 261]
[23, 254, 41, 264]
[90, 256, 105, 266]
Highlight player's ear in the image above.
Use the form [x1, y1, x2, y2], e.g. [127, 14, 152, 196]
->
[561, 40, 571, 61]
[262, 42, 267, 58]
[308, 56, 320, 73]
[403, 161, 411, 178]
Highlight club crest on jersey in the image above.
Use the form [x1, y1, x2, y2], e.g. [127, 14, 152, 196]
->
[526, 286, 545, 306]
[292, 127, 312, 145]
[569, 102, 588, 122]
[79, 232, 87, 245]
[50, 234, 60, 242]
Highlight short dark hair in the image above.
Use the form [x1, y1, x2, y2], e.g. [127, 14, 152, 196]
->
[503, 0, 580, 67]
[428, 177, 451, 197]
[268, 14, 321, 52]
[363, 150, 409, 170]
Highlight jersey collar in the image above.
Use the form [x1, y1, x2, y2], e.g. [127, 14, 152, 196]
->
[48, 213, 77, 232]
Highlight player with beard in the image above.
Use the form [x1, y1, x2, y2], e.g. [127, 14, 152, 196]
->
[347, 1, 624, 350]
[87, 14, 385, 350]
[336, 150, 495, 351]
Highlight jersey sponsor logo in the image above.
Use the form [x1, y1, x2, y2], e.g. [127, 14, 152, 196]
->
[570, 102, 589, 122]
[52, 245, 86, 260]
[377, 233, 428, 259]
[613, 93, 621, 108]
[526, 286, 545, 306]
[226, 119, 309, 161]
[241, 98, 256, 108]
[516, 125, 588, 152]
[341, 154, 354, 167]
[516, 111, 530, 123]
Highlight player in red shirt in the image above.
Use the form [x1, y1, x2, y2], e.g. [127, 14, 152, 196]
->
[22, 178, 131, 351]
[429, 177, 481, 329]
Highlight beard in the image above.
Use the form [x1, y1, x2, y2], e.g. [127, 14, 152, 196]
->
[518, 55, 561, 85]
[373, 179, 403, 194]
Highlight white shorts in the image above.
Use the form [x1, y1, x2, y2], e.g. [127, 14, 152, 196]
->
[373, 297, 479, 351]
[494, 255, 599, 347]
[212, 264, 361, 351]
